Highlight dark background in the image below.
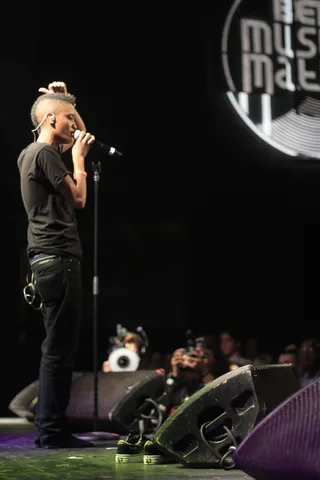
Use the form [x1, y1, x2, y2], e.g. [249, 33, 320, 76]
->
[1, 2, 320, 415]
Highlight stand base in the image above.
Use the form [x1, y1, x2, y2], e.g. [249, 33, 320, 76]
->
[75, 431, 120, 443]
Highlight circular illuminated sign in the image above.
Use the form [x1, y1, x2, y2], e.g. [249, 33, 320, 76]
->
[222, 0, 320, 159]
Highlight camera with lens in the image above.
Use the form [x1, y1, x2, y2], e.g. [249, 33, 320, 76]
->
[177, 330, 206, 372]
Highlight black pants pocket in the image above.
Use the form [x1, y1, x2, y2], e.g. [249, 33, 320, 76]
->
[32, 257, 65, 304]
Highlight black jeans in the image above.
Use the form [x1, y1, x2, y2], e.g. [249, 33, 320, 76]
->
[30, 254, 82, 442]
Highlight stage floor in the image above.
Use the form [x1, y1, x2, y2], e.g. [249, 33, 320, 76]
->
[0, 418, 255, 480]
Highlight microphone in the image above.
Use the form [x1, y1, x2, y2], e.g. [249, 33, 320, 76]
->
[73, 129, 123, 157]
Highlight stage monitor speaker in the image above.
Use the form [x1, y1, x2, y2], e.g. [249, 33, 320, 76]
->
[9, 369, 166, 434]
[233, 378, 320, 480]
[152, 363, 299, 468]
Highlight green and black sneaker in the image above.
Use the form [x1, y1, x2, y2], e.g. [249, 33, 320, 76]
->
[143, 440, 177, 465]
[115, 433, 149, 464]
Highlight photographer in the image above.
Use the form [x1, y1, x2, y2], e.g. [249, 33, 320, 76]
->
[163, 342, 216, 417]
[102, 332, 143, 372]
[102, 324, 151, 372]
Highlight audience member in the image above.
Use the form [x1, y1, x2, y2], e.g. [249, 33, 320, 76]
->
[297, 337, 320, 388]
[102, 330, 146, 372]
[278, 344, 299, 371]
[219, 328, 252, 370]
[162, 338, 217, 417]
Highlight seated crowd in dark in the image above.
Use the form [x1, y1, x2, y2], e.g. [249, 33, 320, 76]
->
[101, 325, 320, 421]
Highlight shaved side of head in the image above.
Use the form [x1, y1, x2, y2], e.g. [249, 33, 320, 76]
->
[31, 93, 76, 129]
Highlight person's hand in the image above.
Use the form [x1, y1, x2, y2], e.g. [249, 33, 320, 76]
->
[72, 130, 95, 162]
[102, 360, 112, 372]
[181, 351, 203, 372]
[38, 81, 68, 95]
[170, 348, 184, 377]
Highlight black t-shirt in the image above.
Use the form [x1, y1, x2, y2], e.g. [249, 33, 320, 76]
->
[17, 142, 82, 260]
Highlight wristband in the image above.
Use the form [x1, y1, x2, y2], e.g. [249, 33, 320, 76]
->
[74, 170, 87, 178]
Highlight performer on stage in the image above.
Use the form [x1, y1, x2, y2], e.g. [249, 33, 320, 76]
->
[18, 81, 96, 448]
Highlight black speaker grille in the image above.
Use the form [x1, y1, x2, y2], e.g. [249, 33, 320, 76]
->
[66, 370, 161, 420]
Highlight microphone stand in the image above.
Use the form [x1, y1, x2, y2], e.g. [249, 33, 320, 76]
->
[78, 159, 117, 443]
[92, 159, 100, 434]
